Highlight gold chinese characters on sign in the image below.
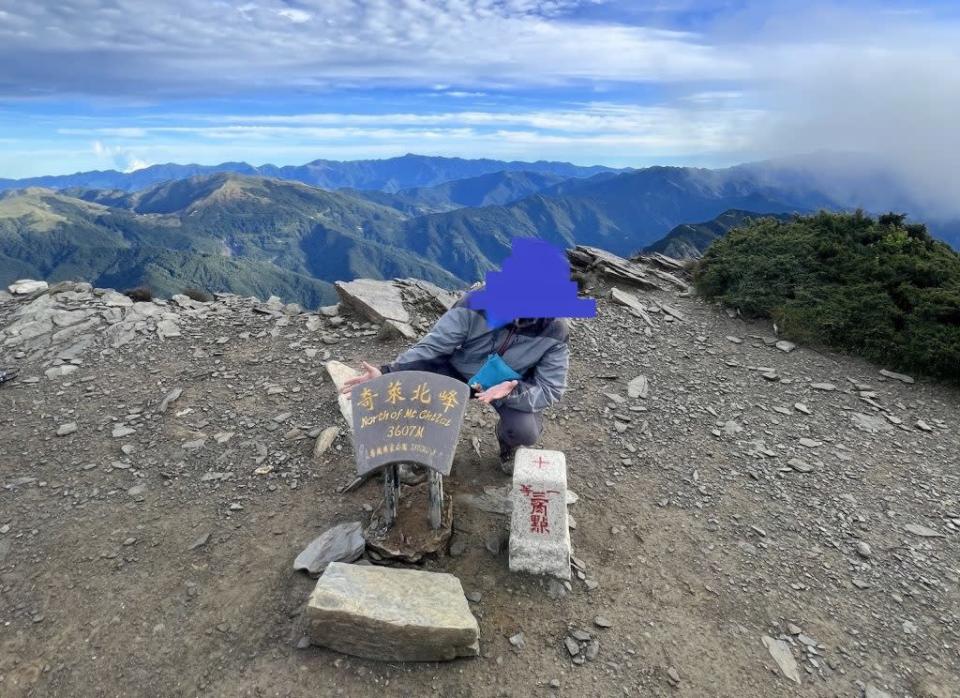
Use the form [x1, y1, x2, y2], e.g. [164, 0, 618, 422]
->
[350, 371, 470, 477]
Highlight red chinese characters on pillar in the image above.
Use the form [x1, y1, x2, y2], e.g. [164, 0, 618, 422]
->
[520, 484, 560, 534]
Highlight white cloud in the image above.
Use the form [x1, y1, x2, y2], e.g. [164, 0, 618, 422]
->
[91, 140, 152, 172]
[0, 0, 745, 95]
[277, 8, 311, 23]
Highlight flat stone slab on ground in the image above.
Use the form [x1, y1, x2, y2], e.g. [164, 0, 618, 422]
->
[306, 562, 479, 661]
[509, 448, 571, 580]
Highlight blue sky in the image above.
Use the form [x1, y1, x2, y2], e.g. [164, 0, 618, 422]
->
[0, 0, 958, 179]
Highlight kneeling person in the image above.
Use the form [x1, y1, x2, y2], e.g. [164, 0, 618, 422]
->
[341, 295, 569, 474]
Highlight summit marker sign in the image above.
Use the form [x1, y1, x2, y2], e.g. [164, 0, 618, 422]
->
[351, 371, 469, 478]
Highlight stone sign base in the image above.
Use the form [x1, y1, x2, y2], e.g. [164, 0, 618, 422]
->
[364, 482, 453, 563]
[509, 448, 571, 580]
[306, 562, 480, 661]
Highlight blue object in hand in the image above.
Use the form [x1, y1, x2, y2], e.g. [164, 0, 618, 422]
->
[467, 353, 521, 391]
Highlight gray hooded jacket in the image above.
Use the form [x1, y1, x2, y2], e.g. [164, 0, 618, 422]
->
[381, 295, 569, 413]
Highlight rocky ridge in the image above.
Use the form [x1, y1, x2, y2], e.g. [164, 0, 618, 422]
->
[1, 248, 958, 697]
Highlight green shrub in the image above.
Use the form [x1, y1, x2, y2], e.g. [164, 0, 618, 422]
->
[123, 286, 153, 302]
[182, 287, 214, 303]
[693, 211, 960, 381]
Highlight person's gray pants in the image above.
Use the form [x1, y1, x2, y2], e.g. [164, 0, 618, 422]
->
[385, 357, 543, 456]
[494, 405, 543, 456]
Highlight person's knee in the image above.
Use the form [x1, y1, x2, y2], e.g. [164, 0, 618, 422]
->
[499, 412, 542, 446]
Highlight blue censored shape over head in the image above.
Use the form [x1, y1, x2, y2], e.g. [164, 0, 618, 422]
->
[467, 238, 596, 328]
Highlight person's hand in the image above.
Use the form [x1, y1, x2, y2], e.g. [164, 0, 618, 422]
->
[475, 380, 518, 404]
[339, 361, 382, 395]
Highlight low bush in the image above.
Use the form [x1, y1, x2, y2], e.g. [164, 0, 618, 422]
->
[123, 286, 153, 302]
[693, 211, 960, 381]
[182, 287, 214, 303]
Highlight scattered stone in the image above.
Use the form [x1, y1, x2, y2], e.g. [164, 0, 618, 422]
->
[904, 523, 944, 538]
[465, 591, 482, 603]
[722, 420, 742, 436]
[726, 335, 743, 344]
[112, 425, 136, 438]
[856, 541, 873, 558]
[787, 458, 814, 473]
[851, 412, 894, 433]
[158, 387, 183, 413]
[627, 374, 649, 399]
[564, 636, 580, 656]
[794, 403, 811, 415]
[45, 365, 78, 379]
[593, 616, 612, 628]
[294, 522, 365, 575]
[305, 562, 480, 661]
[865, 684, 893, 698]
[188, 531, 211, 551]
[182, 438, 206, 450]
[811, 382, 836, 391]
[666, 667, 680, 684]
[879, 369, 914, 384]
[798, 437, 821, 448]
[509, 631, 525, 649]
[762, 635, 801, 685]
[916, 419, 933, 432]
[56, 422, 77, 436]
[775, 340, 796, 353]
[657, 302, 686, 322]
[313, 426, 340, 459]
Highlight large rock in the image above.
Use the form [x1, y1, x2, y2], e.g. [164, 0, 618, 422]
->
[293, 522, 365, 575]
[306, 562, 480, 661]
[509, 448, 571, 580]
[8, 279, 47, 295]
[568, 246, 689, 292]
[335, 277, 460, 339]
[335, 279, 417, 339]
[325, 360, 363, 435]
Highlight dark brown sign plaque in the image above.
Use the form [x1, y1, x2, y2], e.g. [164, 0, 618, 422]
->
[350, 371, 470, 477]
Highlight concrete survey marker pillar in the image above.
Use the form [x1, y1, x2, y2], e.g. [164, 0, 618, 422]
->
[509, 448, 571, 580]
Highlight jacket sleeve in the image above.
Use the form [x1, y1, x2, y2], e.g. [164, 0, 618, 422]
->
[495, 340, 569, 412]
[381, 306, 474, 373]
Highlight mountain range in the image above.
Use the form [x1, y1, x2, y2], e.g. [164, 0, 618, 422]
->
[2, 154, 956, 306]
[0, 154, 615, 195]
[643, 209, 795, 259]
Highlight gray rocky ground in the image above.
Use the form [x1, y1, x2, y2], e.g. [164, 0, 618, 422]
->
[1, 260, 958, 697]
